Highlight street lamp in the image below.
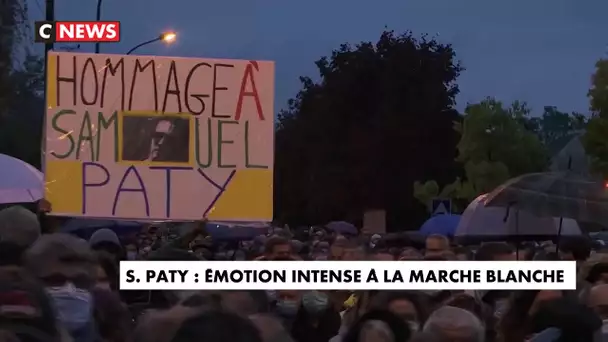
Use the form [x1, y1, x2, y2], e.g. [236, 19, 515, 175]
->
[126, 32, 177, 55]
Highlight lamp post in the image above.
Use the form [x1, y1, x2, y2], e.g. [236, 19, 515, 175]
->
[126, 32, 176, 55]
[94, 0, 102, 53]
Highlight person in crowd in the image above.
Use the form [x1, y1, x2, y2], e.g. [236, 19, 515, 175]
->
[586, 284, 608, 341]
[134, 298, 201, 342]
[329, 238, 347, 261]
[272, 290, 302, 326]
[341, 240, 366, 261]
[125, 243, 139, 260]
[0, 267, 64, 342]
[371, 291, 428, 333]
[588, 284, 608, 321]
[92, 287, 133, 342]
[0, 206, 41, 253]
[333, 291, 383, 342]
[498, 290, 564, 342]
[290, 291, 341, 342]
[399, 247, 422, 261]
[423, 306, 485, 342]
[263, 236, 293, 260]
[587, 262, 608, 286]
[24, 233, 98, 342]
[342, 310, 411, 342]
[474, 242, 515, 261]
[89, 228, 124, 262]
[249, 313, 296, 342]
[444, 293, 495, 341]
[559, 236, 592, 262]
[171, 311, 263, 342]
[424, 235, 450, 258]
[217, 291, 268, 317]
[453, 246, 472, 261]
[370, 248, 395, 261]
[95, 251, 119, 292]
[528, 295, 601, 342]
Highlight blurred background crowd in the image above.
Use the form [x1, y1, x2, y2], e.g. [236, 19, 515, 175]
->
[0, 201, 608, 342]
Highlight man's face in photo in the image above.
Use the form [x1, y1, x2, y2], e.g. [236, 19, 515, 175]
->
[150, 119, 173, 159]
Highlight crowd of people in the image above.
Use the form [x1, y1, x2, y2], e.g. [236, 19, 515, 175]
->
[1, 202, 608, 342]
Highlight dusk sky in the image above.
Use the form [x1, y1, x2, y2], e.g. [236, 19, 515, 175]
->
[30, 0, 608, 115]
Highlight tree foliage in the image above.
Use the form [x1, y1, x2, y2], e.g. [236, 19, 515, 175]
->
[275, 30, 463, 229]
[524, 106, 587, 151]
[0, 0, 44, 168]
[582, 59, 608, 177]
[414, 98, 549, 211]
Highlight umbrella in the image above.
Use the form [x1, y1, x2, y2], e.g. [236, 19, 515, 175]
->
[419, 215, 461, 236]
[0, 154, 43, 204]
[483, 171, 608, 224]
[325, 221, 358, 235]
[456, 194, 581, 238]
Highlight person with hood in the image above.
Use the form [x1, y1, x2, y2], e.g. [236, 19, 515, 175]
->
[89, 229, 123, 262]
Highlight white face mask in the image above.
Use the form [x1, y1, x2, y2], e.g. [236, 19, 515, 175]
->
[494, 299, 509, 319]
[407, 320, 419, 332]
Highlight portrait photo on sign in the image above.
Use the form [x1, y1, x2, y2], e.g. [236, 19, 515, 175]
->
[120, 113, 191, 163]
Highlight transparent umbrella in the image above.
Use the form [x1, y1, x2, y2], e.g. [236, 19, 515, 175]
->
[0, 154, 43, 204]
[483, 171, 608, 225]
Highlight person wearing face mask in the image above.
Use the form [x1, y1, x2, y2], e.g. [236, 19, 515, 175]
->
[24, 234, 99, 342]
[291, 291, 341, 342]
[125, 244, 138, 260]
[371, 291, 427, 335]
[271, 290, 302, 331]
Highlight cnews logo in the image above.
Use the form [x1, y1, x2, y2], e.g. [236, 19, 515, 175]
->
[35, 21, 120, 43]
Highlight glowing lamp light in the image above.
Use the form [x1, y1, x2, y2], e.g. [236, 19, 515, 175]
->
[605, 181, 608, 189]
[161, 32, 177, 43]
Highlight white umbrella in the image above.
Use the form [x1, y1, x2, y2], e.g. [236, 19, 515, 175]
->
[0, 154, 43, 204]
[455, 194, 581, 237]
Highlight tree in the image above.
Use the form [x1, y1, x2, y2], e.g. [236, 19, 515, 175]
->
[414, 98, 549, 210]
[582, 59, 608, 177]
[275, 30, 463, 229]
[523, 106, 587, 153]
[0, 0, 44, 168]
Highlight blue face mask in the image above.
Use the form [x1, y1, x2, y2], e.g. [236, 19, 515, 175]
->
[276, 300, 299, 317]
[302, 291, 329, 315]
[266, 290, 277, 302]
[46, 283, 92, 332]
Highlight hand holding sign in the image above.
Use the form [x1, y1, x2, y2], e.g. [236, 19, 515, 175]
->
[37, 199, 52, 213]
